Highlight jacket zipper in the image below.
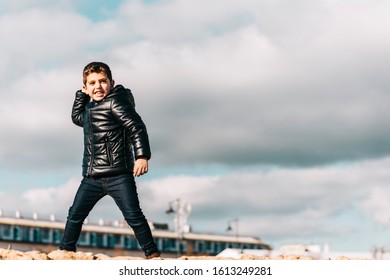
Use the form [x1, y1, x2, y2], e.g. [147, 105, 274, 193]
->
[123, 130, 128, 168]
[105, 137, 113, 167]
[87, 108, 94, 176]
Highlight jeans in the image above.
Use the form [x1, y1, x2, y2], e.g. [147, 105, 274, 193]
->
[59, 173, 158, 256]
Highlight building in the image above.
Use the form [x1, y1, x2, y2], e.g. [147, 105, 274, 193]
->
[0, 212, 271, 257]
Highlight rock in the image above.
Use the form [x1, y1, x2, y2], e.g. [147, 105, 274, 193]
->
[47, 249, 95, 260]
[0, 248, 34, 260]
[240, 254, 270, 260]
[336, 256, 351, 260]
[25, 250, 49, 260]
[92, 253, 144, 260]
[93, 253, 112, 260]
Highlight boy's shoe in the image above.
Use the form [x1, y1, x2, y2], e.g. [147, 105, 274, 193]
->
[146, 251, 161, 259]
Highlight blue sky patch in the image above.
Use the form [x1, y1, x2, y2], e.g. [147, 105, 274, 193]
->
[75, 0, 124, 21]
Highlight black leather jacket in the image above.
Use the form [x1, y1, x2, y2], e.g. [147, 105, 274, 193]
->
[71, 85, 151, 178]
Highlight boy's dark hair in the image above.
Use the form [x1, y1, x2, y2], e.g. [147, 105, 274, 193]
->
[83, 62, 113, 85]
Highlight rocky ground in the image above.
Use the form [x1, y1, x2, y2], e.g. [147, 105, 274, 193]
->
[0, 248, 364, 260]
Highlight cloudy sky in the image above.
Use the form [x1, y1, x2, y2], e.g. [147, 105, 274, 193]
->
[1, 0, 390, 253]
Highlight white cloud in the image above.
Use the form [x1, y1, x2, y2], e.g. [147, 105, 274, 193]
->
[362, 188, 390, 225]
[0, 177, 80, 219]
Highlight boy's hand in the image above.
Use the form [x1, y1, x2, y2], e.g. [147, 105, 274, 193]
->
[133, 158, 149, 177]
[80, 88, 89, 96]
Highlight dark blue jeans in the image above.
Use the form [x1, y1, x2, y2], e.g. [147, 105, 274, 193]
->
[59, 173, 158, 256]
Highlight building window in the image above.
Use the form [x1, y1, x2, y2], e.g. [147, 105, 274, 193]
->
[41, 228, 50, 241]
[13, 226, 20, 241]
[0, 225, 12, 239]
[107, 234, 115, 248]
[96, 233, 104, 247]
[78, 232, 88, 245]
[162, 238, 176, 252]
[53, 230, 61, 244]
[32, 228, 41, 242]
[114, 234, 122, 247]
[89, 232, 97, 246]
[124, 236, 137, 249]
[197, 241, 203, 253]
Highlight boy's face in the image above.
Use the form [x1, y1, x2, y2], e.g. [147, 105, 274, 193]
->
[83, 72, 114, 101]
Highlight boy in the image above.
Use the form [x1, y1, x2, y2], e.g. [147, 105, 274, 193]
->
[59, 62, 160, 259]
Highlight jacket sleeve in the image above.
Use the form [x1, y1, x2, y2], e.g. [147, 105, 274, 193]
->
[111, 94, 151, 160]
[71, 90, 90, 127]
